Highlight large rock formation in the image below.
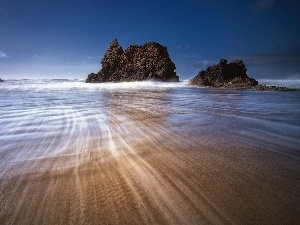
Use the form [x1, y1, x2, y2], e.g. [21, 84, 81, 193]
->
[86, 39, 179, 83]
[189, 59, 297, 91]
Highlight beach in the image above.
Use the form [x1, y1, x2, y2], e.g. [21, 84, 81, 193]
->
[0, 80, 300, 225]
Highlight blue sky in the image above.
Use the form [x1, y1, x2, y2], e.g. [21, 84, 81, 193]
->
[0, 0, 299, 80]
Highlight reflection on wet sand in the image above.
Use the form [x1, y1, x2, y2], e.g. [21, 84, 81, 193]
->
[0, 88, 300, 225]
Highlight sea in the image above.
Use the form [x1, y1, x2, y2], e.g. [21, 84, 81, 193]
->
[0, 78, 300, 165]
[1, 78, 300, 224]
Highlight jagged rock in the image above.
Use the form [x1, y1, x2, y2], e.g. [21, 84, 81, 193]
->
[86, 39, 179, 83]
[189, 59, 297, 91]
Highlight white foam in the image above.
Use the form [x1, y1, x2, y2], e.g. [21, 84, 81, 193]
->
[0, 79, 190, 91]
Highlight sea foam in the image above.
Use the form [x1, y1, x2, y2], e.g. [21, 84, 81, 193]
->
[0, 79, 190, 91]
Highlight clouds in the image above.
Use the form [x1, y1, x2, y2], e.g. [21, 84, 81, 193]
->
[192, 60, 211, 69]
[182, 49, 300, 79]
[181, 59, 213, 77]
[0, 51, 8, 58]
[239, 49, 300, 79]
[252, 0, 275, 12]
[241, 50, 300, 66]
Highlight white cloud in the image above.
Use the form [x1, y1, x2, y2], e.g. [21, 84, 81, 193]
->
[0, 51, 8, 58]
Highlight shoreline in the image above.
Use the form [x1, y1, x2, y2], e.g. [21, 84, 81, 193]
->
[1, 80, 299, 225]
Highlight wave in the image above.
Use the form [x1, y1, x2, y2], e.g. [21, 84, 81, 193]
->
[0, 79, 190, 92]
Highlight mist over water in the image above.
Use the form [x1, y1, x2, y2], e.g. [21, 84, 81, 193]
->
[0, 79, 300, 224]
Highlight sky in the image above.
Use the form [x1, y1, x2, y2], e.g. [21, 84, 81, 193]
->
[0, 0, 299, 80]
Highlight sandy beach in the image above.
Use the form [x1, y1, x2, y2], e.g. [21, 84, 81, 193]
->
[1, 81, 300, 225]
[1, 113, 300, 225]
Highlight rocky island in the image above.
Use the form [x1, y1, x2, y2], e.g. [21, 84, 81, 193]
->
[86, 39, 179, 83]
[189, 59, 297, 91]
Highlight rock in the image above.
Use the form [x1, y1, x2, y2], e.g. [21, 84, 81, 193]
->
[252, 85, 297, 91]
[189, 59, 297, 91]
[189, 59, 258, 88]
[86, 39, 179, 83]
[0, 78, 4, 82]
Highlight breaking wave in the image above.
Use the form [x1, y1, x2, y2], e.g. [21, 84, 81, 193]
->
[0, 79, 190, 92]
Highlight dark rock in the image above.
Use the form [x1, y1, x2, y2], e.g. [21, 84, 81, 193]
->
[189, 59, 258, 88]
[0, 78, 4, 82]
[86, 39, 179, 83]
[189, 59, 297, 91]
[252, 85, 297, 91]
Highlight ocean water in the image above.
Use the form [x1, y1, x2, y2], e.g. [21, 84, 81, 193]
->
[0, 79, 300, 224]
[0, 78, 299, 168]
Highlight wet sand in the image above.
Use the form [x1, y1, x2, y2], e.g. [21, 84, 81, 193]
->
[1, 112, 300, 225]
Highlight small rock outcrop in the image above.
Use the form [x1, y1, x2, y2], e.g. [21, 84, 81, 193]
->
[0, 78, 4, 82]
[189, 59, 258, 88]
[86, 39, 179, 83]
[189, 59, 297, 91]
